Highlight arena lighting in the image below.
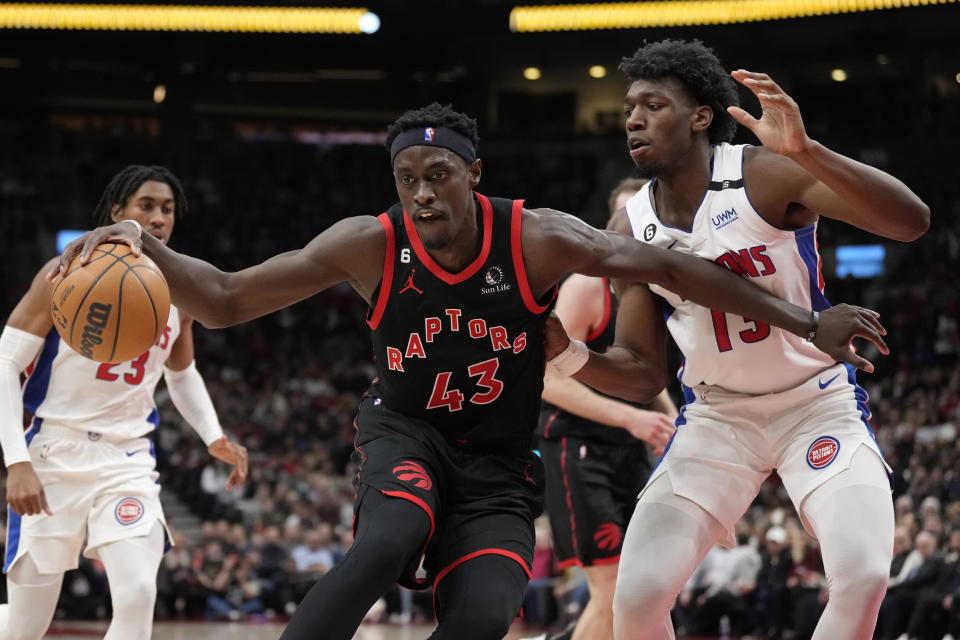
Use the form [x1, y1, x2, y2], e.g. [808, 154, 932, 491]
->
[589, 64, 607, 78]
[509, 0, 957, 32]
[831, 68, 848, 82]
[523, 66, 542, 80]
[0, 4, 380, 34]
[153, 84, 166, 104]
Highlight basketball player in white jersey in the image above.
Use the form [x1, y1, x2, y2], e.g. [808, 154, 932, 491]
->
[0, 165, 247, 640]
[548, 40, 930, 639]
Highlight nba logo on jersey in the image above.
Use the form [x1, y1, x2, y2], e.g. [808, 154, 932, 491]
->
[806, 436, 840, 470]
[424, 127, 435, 142]
[115, 497, 145, 525]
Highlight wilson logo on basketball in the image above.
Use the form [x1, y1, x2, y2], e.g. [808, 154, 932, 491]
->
[79, 302, 112, 358]
[392, 461, 432, 490]
[594, 523, 622, 551]
[114, 497, 145, 525]
[806, 436, 840, 470]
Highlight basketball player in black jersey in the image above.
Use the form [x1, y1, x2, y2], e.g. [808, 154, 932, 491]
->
[56, 103, 889, 640]
[531, 178, 676, 640]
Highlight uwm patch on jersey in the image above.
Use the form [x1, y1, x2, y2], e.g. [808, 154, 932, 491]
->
[366, 194, 556, 445]
[625, 143, 835, 395]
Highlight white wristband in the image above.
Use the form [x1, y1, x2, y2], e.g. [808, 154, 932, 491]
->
[121, 219, 142, 237]
[548, 339, 589, 377]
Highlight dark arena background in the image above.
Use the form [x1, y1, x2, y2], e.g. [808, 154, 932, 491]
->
[1, 1, 958, 638]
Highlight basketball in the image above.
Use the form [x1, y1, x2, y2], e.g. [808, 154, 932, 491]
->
[49, 242, 171, 364]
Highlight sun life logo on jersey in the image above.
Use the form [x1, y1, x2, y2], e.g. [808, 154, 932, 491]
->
[711, 207, 739, 230]
[481, 266, 511, 295]
[115, 497, 145, 525]
[806, 436, 840, 470]
[424, 127, 435, 142]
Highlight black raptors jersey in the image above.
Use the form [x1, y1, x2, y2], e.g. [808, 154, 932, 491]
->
[366, 193, 556, 448]
[539, 279, 643, 445]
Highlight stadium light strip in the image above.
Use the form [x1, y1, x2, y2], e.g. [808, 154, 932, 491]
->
[509, 0, 957, 31]
[0, 3, 378, 33]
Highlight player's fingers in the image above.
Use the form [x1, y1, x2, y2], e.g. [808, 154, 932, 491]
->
[855, 322, 889, 355]
[104, 235, 142, 257]
[850, 306, 887, 335]
[839, 348, 874, 374]
[727, 106, 758, 130]
[40, 490, 53, 516]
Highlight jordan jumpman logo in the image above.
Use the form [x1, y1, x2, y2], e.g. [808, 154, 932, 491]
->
[399, 268, 424, 295]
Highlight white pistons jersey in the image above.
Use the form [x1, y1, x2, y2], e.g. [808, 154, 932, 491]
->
[23, 306, 181, 438]
[625, 143, 835, 395]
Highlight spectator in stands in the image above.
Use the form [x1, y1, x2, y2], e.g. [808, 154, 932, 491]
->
[878, 531, 945, 640]
[756, 525, 794, 638]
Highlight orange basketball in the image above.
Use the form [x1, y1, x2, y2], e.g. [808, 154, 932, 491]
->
[50, 242, 171, 364]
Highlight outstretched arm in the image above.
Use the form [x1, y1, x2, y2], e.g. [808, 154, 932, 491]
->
[51, 216, 385, 329]
[729, 69, 929, 241]
[525, 208, 889, 372]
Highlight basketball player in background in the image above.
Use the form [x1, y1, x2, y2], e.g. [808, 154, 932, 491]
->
[530, 178, 676, 640]
[0, 165, 248, 640]
[56, 104, 887, 640]
[548, 40, 930, 639]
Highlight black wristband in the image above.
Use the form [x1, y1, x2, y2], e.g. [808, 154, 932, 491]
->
[805, 310, 819, 342]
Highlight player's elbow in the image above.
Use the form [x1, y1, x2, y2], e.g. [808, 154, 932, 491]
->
[611, 374, 666, 404]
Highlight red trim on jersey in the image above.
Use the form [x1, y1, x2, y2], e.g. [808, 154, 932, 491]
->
[402, 192, 493, 285]
[381, 490, 436, 548]
[542, 409, 560, 439]
[593, 554, 622, 566]
[585, 278, 612, 343]
[814, 233, 825, 292]
[433, 548, 532, 611]
[557, 557, 582, 569]
[366, 213, 396, 330]
[560, 437, 581, 561]
[511, 200, 556, 314]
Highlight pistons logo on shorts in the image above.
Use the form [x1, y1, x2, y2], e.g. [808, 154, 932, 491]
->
[806, 436, 840, 470]
[392, 460, 433, 491]
[114, 497, 145, 525]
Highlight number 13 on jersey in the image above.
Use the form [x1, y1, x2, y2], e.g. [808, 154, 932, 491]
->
[711, 310, 770, 352]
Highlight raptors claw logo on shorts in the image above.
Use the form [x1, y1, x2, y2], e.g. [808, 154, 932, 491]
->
[114, 497, 145, 525]
[806, 436, 840, 470]
[392, 460, 433, 491]
[594, 522, 623, 551]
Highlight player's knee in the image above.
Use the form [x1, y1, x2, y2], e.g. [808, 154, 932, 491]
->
[436, 598, 516, 640]
[829, 558, 888, 607]
[111, 573, 157, 617]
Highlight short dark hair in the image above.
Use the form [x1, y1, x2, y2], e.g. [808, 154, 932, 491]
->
[385, 103, 480, 155]
[619, 39, 739, 145]
[608, 177, 648, 214]
[93, 165, 188, 226]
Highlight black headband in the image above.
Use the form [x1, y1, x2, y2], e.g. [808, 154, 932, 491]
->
[390, 126, 477, 165]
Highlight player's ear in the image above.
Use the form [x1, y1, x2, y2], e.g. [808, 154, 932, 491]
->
[468, 159, 482, 187]
[109, 204, 122, 223]
[692, 105, 713, 135]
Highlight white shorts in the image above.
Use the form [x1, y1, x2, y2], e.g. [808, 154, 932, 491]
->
[4, 421, 169, 575]
[641, 362, 891, 546]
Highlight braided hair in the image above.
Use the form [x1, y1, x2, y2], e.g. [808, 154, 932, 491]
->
[92, 165, 188, 227]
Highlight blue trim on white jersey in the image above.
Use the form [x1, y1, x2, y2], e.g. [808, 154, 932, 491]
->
[794, 226, 831, 312]
[22, 330, 60, 414]
[4, 419, 43, 573]
[842, 363, 876, 440]
[146, 408, 159, 431]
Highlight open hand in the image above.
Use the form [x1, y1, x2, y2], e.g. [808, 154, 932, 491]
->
[621, 408, 675, 455]
[727, 70, 812, 157]
[207, 437, 249, 490]
[46, 222, 143, 281]
[5, 461, 52, 516]
[812, 304, 889, 373]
